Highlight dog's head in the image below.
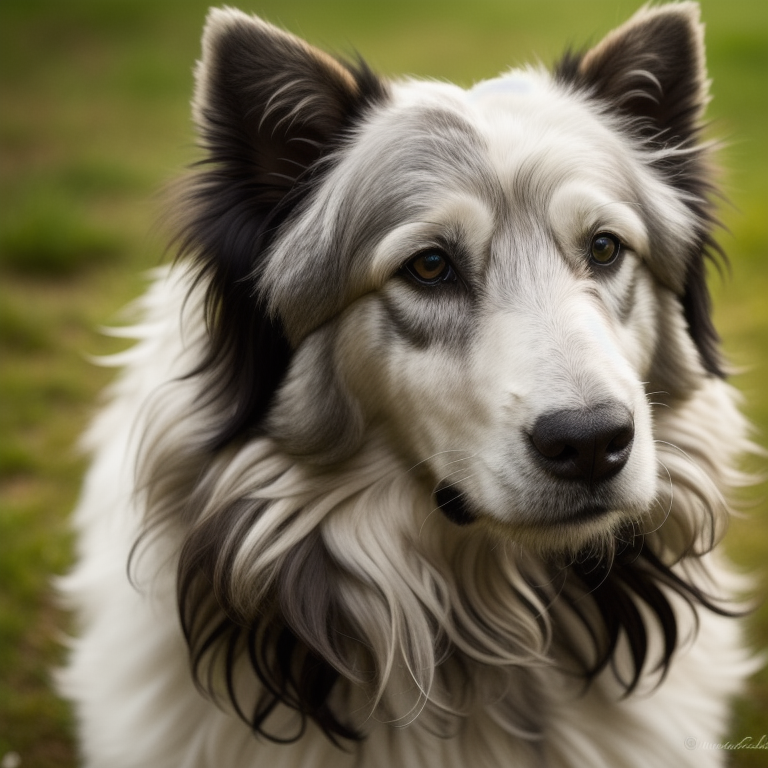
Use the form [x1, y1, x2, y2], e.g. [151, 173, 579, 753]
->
[167, 2, 735, 743]
[179, 3, 719, 554]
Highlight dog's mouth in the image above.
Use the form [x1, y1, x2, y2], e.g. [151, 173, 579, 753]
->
[434, 483, 613, 529]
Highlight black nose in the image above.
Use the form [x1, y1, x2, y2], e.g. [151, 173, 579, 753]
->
[529, 403, 634, 483]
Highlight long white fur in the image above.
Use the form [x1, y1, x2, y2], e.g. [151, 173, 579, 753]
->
[59, 5, 758, 767]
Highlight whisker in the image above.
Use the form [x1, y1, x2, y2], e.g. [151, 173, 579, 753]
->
[436, 471, 478, 493]
[406, 450, 473, 473]
[654, 439, 700, 467]
[640, 459, 674, 535]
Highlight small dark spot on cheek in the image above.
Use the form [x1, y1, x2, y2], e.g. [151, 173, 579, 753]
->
[435, 484, 477, 525]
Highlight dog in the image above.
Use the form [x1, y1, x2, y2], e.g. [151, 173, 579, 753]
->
[59, 4, 757, 766]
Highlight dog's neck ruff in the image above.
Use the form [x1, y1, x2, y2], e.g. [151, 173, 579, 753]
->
[166, 419, 556, 737]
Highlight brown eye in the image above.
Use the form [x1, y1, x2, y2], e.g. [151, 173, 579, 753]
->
[590, 233, 621, 266]
[404, 250, 454, 284]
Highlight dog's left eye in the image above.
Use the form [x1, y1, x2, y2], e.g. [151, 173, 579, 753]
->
[589, 233, 622, 266]
[403, 250, 455, 285]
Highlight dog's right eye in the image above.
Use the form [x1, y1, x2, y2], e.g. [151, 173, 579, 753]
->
[403, 250, 455, 285]
[589, 233, 622, 266]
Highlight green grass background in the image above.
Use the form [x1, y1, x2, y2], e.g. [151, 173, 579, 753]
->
[0, 1, 765, 765]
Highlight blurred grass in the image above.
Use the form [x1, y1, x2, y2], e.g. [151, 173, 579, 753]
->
[0, 1, 765, 766]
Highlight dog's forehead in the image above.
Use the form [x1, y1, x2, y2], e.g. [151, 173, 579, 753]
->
[464, 72, 637, 199]
[364, 73, 645, 234]
[349, 73, 640, 232]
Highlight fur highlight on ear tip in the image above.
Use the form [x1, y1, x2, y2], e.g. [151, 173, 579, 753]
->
[193, 8, 270, 127]
[626, 0, 703, 30]
[200, 5, 279, 44]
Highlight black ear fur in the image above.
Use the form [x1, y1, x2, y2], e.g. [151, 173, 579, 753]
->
[173, 10, 387, 447]
[554, 3, 724, 377]
[559, 3, 708, 145]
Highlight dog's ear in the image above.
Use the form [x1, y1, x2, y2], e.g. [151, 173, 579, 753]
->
[560, 3, 708, 147]
[555, 3, 723, 377]
[174, 10, 386, 446]
[193, 8, 384, 201]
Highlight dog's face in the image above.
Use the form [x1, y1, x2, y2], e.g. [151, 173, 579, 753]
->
[166, 3, 733, 740]
[184, 4, 719, 554]
[267, 79, 672, 549]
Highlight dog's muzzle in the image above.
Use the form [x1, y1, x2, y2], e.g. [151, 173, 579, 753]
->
[434, 401, 637, 528]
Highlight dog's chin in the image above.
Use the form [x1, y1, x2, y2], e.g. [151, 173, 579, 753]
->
[435, 484, 637, 555]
